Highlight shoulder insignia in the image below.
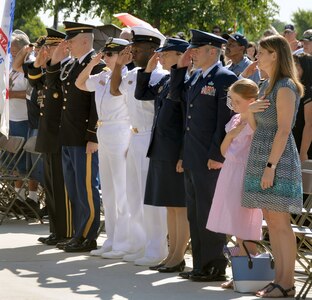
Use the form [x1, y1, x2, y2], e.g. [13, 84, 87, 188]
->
[103, 66, 111, 72]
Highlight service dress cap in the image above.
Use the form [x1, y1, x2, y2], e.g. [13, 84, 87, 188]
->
[188, 29, 227, 49]
[31, 36, 46, 48]
[103, 37, 130, 52]
[131, 26, 165, 46]
[63, 21, 95, 40]
[155, 37, 189, 53]
[45, 28, 65, 46]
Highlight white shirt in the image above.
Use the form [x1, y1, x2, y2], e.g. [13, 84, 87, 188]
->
[86, 67, 130, 123]
[119, 63, 168, 131]
[9, 70, 28, 122]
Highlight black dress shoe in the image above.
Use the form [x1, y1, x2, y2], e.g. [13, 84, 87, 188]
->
[179, 269, 201, 279]
[57, 237, 83, 250]
[158, 260, 186, 273]
[64, 239, 97, 252]
[149, 263, 165, 271]
[38, 234, 55, 244]
[46, 236, 68, 246]
[190, 267, 226, 282]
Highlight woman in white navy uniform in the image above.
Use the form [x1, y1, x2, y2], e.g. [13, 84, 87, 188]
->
[75, 38, 132, 257]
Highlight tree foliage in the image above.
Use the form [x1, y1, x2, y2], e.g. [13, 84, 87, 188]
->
[292, 9, 312, 38]
[14, 0, 279, 39]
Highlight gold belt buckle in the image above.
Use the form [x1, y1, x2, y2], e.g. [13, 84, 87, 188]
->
[96, 121, 103, 128]
[131, 127, 139, 134]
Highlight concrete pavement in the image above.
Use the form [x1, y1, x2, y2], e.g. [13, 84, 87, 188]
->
[0, 218, 311, 300]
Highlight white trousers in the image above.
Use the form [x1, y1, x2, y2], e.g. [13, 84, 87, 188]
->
[97, 122, 132, 252]
[126, 131, 168, 258]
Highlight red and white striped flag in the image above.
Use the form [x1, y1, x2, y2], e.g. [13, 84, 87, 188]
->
[0, 0, 15, 137]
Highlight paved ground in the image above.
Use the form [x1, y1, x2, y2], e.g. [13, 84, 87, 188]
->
[0, 218, 311, 300]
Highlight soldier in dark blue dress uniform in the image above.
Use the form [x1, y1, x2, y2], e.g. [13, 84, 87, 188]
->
[27, 28, 72, 245]
[170, 30, 238, 281]
[135, 38, 190, 272]
[46, 22, 104, 252]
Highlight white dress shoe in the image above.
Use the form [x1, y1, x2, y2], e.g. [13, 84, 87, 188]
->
[123, 249, 145, 262]
[101, 250, 128, 259]
[134, 256, 164, 266]
[90, 245, 112, 256]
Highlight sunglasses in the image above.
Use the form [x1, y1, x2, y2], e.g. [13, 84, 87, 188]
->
[103, 51, 116, 57]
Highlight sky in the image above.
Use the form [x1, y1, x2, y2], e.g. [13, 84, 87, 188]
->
[271, 0, 312, 23]
[38, 0, 312, 28]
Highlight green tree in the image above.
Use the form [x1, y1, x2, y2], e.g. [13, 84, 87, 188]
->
[14, 0, 279, 37]
[14, 16, 46, 42]
[292, 9, 312, 38]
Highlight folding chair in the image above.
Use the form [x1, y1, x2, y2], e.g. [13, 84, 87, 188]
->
[296, 235, 312, 300]
[0, 136, 25, 216]
[0, 136, 43, 224]
[293, 168, 312, 273]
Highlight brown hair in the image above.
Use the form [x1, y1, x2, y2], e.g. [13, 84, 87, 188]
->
[229, 78, 259, 100]
[259, 35, 304, 97]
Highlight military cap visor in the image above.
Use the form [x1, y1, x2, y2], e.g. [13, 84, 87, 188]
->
[44, 28, 65, 45]
[155, 38, 189, 53]
[102, 37, 130, 52]
[30, 36, 46, 48]
[63, 21, 95, 40]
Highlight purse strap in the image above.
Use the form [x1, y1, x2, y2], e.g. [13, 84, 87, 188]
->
[242, 240, 275, 270]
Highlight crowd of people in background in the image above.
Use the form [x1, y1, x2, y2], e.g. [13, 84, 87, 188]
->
[6, 19, 312, 298]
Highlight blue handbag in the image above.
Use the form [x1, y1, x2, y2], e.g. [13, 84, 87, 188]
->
[231, 240, 275, 293]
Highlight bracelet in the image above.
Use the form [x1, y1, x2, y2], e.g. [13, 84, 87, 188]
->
[266, 162, 276, 169]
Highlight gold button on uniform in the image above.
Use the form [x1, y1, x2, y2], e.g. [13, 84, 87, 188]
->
[53, 92, 59, 99]
[40, 112, 43, 116]
[63, 106, 66, 110]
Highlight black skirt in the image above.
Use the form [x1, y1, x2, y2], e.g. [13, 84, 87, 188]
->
[144, 159, 186, 207]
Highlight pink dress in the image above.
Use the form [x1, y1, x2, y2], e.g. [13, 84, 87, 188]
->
[206, 114, 263, 240]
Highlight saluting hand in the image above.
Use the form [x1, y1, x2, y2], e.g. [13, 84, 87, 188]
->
[145, 52, 159, 73]
[89, 52, 103, 68]
[34, 46, 49, 68]
[51, 41, 69, 65]
[116, 46, 132, 66]
[177, 48, 192, 68]
[241, 61, 258, 78]
[86, 141, 98, 154]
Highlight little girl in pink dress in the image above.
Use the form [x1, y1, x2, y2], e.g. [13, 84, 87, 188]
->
[206, 79, 263, 288]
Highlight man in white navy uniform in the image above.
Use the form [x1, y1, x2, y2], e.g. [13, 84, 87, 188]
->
[109, 26, 168, 266]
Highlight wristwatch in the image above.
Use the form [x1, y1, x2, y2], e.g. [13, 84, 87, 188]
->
[266, 162, 276, 169]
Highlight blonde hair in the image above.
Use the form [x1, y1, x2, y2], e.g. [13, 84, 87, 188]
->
[259, 35, 304, 97]
[229, 78, 259, 100]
